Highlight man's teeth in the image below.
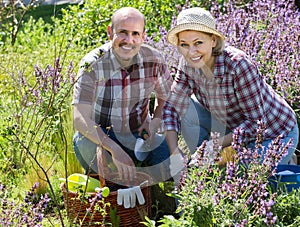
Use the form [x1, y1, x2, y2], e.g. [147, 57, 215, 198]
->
[122, 46, 132, 50]
[191, 56, 201, 61]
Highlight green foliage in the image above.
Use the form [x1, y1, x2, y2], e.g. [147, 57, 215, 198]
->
[274, 190, 300, 226]
[14, 17, 53, 52]
[0, 0, 41, 46]
[109, 206, 121, 227]
[23, 3, 70, 25]
[142, 215, 189, 226]
[55, 0, 213, 47]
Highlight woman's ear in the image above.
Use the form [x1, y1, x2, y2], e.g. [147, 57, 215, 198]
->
[211, 35, 217, 48]
[107, 25, 113, 40]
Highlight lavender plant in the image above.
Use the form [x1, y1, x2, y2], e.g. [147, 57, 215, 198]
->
[1, 57, 76, 225]
[146, 124, 297, 227]
[65, 187, 111, 226]
[211, 0, 300, 109]
[0, 182, 50, 226]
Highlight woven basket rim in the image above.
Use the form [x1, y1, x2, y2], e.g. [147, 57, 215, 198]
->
[60, 172, 153, 226]
[61, 171, 153, 195]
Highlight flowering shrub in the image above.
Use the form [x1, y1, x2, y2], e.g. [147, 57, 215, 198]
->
[175, 128, 288, 226]
[0, 57, 77, 225]
[145, 1, 300, 224]
[0, 182, 50, 226]
[144, 125, 300, 226]
[212, 0, 300, 110]
[0, 0, 299, 225]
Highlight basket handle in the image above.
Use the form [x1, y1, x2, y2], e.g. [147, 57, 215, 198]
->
[96, 146, 106, 188]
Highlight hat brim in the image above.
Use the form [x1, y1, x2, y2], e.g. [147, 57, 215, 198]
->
[167, 23, 225, 46]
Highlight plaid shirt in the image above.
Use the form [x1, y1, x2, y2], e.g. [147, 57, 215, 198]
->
[73, 42, 172, 133]
[163, 46, 297, 142]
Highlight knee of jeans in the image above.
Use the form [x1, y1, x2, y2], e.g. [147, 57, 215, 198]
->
[280, 150, 295, 164]
[181, 116, 192, 128]
[146, 145, 170, 166]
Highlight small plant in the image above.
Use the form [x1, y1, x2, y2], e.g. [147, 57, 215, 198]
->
[0, 182, 50, 226]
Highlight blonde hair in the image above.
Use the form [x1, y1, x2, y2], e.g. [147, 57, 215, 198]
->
[212, 35, 225, 56]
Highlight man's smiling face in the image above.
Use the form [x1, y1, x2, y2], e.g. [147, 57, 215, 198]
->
[108, 10, 145, 67]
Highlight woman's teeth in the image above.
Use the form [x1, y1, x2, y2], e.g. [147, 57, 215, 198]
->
[191, 56, 201, 61]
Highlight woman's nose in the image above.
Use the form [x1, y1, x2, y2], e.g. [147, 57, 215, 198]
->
[188, 45, 197, 54]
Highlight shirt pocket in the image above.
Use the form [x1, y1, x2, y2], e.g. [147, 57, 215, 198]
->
[223, 87, 240, 119]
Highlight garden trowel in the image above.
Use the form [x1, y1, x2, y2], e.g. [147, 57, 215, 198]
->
[134, 130, 150, 161]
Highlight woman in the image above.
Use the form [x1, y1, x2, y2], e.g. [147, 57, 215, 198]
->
[163, 7, 299, 177]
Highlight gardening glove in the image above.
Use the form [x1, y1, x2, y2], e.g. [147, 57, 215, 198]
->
[117, 188, 130, 208]
[169, 149, 185, 185]
[205, 140, 223, 164]
[117, 186, 145, 208]
[133, 186, 145, 206]
[191, 140, 215, 163]
[134, 138, 150, 161]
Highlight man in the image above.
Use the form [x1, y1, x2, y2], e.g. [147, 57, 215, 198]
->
[72, 7, 173, 184]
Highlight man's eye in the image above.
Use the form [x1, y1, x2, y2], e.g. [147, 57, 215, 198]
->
[133, 32, 141, 36]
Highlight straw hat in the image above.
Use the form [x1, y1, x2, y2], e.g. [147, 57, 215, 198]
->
[167, 7, 225, 46]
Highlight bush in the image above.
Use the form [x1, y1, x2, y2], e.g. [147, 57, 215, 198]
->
[145, 127, 300, 226]
[0, 0, 299, 225]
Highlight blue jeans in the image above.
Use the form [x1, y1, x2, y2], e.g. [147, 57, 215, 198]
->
[73, 128, 171, 183]
[181, 96, 299, 164]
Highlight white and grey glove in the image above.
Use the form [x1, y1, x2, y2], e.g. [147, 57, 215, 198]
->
[169, 149, 185, 185]
[191, 140, 216, 164]
[204, 140, 216, 163]
[134, 137, 150, 161]
[117, 186, 145, 208]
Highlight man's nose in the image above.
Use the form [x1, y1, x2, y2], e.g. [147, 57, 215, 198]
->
[124, 33, 135, 43]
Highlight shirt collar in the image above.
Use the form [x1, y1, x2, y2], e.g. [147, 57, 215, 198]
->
[108, 42, 143, 72]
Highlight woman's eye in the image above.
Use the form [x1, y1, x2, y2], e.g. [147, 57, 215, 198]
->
[195, 41, 203, 45]
[180, 43, 189, 47]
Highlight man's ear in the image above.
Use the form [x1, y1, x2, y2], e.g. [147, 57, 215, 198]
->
[141, 31, 146, 42]
[107, 25, 113, 40]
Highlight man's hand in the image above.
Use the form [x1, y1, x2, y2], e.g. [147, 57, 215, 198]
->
[98, 144, 136, 181]
[112, 150, 136, 181]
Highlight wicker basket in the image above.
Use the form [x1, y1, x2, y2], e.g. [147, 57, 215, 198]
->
[61, 172, 152, 226]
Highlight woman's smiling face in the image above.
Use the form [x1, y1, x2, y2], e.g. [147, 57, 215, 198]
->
[177, 30, 217, 70]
